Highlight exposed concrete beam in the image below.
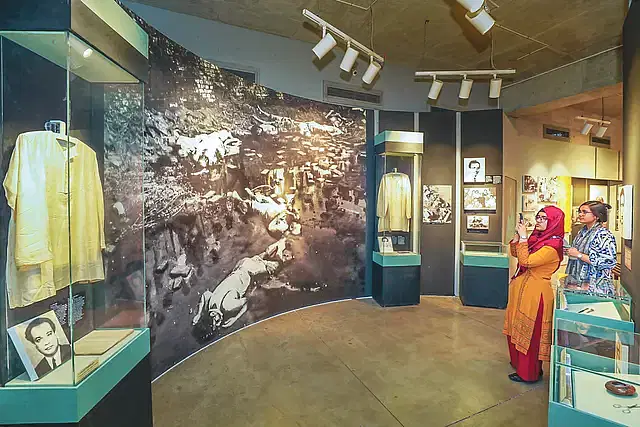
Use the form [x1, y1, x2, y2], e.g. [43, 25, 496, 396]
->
[500, 47, 622, 113]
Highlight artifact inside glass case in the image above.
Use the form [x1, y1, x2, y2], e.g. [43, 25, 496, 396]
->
[0, 30, 146, 387]
[374, 136, 422, 255]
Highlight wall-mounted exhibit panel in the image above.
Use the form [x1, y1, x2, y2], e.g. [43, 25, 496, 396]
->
[372, 131, 422, 306]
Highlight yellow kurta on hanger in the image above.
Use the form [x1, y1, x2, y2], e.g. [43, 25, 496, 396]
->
[376, 172, 412, 232]
[3, 131, 106, 308]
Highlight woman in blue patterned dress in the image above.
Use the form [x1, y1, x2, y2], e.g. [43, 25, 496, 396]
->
[565, 201, 617, 296]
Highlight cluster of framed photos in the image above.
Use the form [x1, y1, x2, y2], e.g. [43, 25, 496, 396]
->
[521, 175, 562, 230]
[463, 157, 498, 234]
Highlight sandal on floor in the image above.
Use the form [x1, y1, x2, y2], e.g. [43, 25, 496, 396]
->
[508, 372, 541, 384]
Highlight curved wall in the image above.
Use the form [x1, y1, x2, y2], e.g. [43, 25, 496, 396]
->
[135, 16, 368, 377]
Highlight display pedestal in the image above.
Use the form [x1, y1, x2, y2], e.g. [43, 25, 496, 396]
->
[372, 252, 420, 307]
[459, 250, 509, 309]
[0, 329, 152, 427]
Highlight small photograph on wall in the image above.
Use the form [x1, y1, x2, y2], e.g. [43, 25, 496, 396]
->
[523, 175, 538, 193]
[467, 215, 489, 233]
[620, 185, 634, 240]
[485, 175, 493, 184]
[8, 311, 71, 381]
[538, 177, 559, 202]
[523, 194, 537, 212]
[523, 212, 536, 230]
[422, 185, 452, 224]
[463, 158, 486, 183]
[463, 187, 497, 211]
[492, 175, 502, 185]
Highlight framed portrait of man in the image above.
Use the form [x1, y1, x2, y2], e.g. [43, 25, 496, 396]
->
[463, 158, 486, 184]
[8, 310, 71, 381]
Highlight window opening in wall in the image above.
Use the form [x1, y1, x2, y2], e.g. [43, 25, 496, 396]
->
[542, 124, 571, 142]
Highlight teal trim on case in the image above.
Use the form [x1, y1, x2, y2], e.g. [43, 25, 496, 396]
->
[374, 130, 423, 145]
[548, 402, 625, 427]
[460, 252, 509, 268]
[373, 252, 421, 267]
[554, 309, 635, 336]
[0, 328, 150, 425]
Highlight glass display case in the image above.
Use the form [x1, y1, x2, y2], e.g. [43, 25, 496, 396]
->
[460, 241, 510, 309]
[550, 319, 640, 427]
[372, 130, 423, 306]
[0, 9, 147, 392]
[555, 280, 634, 333]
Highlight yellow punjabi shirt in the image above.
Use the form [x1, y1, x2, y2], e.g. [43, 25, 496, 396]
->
[3, 131, 105, 308]
[376, 172, 412, 232]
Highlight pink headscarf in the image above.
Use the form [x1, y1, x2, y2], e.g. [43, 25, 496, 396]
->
[515, 205, 565, 277]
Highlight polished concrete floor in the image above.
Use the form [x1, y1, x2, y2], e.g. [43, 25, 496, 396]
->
[152, 297, 549, 427]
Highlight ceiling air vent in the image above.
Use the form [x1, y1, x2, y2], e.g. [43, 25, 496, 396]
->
[542, 124, 570, 142]
[324, 81, 382, 107]
[590, 135, 612, 148]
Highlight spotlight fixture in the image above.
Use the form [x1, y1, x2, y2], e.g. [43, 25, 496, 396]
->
[465, 8, 495, 35]
[459, 75, 473, 99]
[415, 69, 515, 101]
[428, 76, 444, 100]
[303, 9, 385, 84]
[362, 58, 382, 84]
[580, 122, 594, 135]
[595, 125, 608, 138]
[489, 74, 502, 98]
[340, 42, 359, 73]
[576, 116, 611, 136]
[456, 0, 485, 13]
[312, 28, 337, 60]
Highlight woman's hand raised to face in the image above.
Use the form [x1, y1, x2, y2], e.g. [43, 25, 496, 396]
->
[516, 223, 528, 240]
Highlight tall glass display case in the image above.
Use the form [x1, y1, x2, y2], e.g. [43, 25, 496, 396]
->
[372, 130, 422, 306]
[0, 1, 151, 425]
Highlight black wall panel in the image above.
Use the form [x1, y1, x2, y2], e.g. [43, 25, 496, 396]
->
[461, 110, 504, 243]
[420, 111, 457, 296]
[622, 1, 640, 328]
[378, 111, 415, 132]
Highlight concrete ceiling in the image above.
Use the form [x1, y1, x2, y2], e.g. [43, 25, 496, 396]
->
[128, 0, 627, 82]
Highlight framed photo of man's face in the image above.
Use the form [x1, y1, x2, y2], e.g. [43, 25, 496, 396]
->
[463, 158, 486, 184]
[8, 310, 71, 381]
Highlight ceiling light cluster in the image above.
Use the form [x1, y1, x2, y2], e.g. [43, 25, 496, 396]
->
[457, 0, 495, 35]
[576, 116, 610, 137]
[303, 9, 385, 85]
[415, 69, 515, 101]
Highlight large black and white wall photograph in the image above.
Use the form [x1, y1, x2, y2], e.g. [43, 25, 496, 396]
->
[131, 18, 368, 377]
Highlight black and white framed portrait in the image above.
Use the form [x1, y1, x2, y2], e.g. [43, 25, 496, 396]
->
[463, 158, 486, 183]
[8, 310, 71, 381]
[467, 215, 489, 233]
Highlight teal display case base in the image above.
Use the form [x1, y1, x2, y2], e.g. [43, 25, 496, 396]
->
[459, 263, 509, 309]
[372, 253, 420, 306]
[0, 329, 151, 426]
[548, 402, 626, 427]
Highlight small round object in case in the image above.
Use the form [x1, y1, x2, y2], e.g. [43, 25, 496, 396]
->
[605, 380, 637, 396]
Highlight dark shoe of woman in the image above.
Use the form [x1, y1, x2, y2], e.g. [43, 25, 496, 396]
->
[508, 372, 541, 384]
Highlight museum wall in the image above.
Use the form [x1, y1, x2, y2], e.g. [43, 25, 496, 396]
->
[622, 0, 640, 328]
[123, 15, 369, 378]
[122, 1, 497, 113]
[420, 111, 457, 295]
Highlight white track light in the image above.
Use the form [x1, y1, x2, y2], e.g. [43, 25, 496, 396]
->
[312, 28, 337, 60]
[428, 77, 444, 100]
[456, 0, 485, 13]
[595, 126, 608, 138]
[459, 76, 473, 99]
[465, 9, 495, 35]
[340, 42, 359, 72]
[581, 122, 594, 135]
[362, 59, 381, 84]
[489, 75, 502, 98]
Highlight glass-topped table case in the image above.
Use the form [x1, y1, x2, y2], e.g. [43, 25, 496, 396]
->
[555, 279, 634, 333]
[372, 130, 423, 306]
[550, 319, 640, 427]
[460, 241, 509, 309]
[0, 1, 150, 425]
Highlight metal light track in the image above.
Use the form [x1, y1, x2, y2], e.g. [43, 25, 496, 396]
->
[415, 69, 516, 78]
[302, 9, 385, 64]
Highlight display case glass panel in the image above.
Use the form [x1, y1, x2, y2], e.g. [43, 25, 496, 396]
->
[375, 152, 421, 255]
[552, 319, 640, 426]
[556, 282, 632, 325]
[0, 31, 145, 387]
[461, 241, 508, 256]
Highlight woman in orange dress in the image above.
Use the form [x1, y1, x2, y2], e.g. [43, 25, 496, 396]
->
[503, 206, 565, 383]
